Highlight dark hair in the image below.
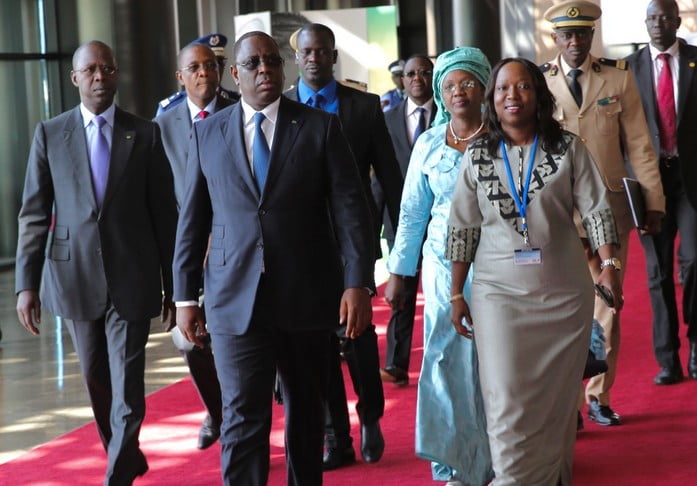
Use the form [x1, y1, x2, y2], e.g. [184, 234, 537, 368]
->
[297, 23, 336, 48]
[483, 57, 565, 156]
[404, 54, 434, 69]
[232, 31, 280, 61]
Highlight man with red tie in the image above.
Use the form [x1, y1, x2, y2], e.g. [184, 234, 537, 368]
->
[626, 0, 697, 385]
[156, 42, 235, 449]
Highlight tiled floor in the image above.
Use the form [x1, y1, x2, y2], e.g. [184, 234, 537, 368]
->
[0, 270, 190, 464]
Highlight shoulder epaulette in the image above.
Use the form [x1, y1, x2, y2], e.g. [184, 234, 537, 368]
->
[539, 63, 559, 76]
[159, 91, 185, 110]
[597, 58, 628, 71]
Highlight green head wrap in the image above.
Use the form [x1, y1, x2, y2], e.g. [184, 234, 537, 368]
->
[432, 46, 492, 127]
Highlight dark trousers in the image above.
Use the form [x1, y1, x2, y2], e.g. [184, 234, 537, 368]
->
[182, 341, 222, 426]
[640, 161, 697, 369]
[63, 305, 150, 486]
[324, 324, 385, 444]
[210, 281, 331, 486]
[384, 272, 419, 371]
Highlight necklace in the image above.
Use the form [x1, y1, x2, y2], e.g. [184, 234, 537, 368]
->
[449, 120, 484, 144]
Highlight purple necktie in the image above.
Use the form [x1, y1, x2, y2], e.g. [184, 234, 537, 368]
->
[90, 115, 110, 208]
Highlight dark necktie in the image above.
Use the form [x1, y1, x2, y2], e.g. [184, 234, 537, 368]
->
[309, 93, 324, 110]
[253, 112, 270, 192]
[90, 115, 110, 208]
[198, 110, 209, 120]
[413, 107, 426, 146]
[657, 53, 677, 154]
[568, 69, 583, 107]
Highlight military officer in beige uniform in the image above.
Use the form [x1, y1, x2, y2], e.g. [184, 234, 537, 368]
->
[542, 0, 665, 428]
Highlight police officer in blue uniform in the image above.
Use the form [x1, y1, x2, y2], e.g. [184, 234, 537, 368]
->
[155, 33, 239, 116]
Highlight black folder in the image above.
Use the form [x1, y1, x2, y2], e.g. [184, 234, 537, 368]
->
[622, 177, 645, 229]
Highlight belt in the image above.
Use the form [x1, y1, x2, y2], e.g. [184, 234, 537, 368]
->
[660, 155, 679, 167]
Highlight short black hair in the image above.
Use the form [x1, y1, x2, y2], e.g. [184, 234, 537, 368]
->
[404, 54, 434, 70]
[232, 31, 280, 62]
[297, 23, 336, 48]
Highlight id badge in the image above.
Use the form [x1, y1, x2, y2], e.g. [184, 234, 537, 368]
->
[513, 247, 541, 265]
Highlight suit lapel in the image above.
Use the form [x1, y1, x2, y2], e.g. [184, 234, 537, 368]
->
[634, 48, 659, 135]
[65, 107, 98, 212]
[337, 85, 353, 132]
[677, 43, 697, 126]
[222, 103, 260, 199]
[265, 97, 303, 197]
[102, 108, 135, 212]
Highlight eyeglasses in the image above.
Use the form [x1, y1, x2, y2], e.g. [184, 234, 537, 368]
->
[442, 79, 477, 94]
[555, 30, 593, 41]
[236, 55, 284, 71]
[404, 69, 433, 79]
[180, 61, 219, 74]
[645, 15, 678, 24]
[72, 64, 118, 76]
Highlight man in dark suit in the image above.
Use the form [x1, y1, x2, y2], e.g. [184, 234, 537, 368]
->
[625, 0, 697, 384]
[173, 31, 375, 486]
[15, 40, 177, 484]
[284, 22, 403, 469]
[156, 42, 235, 450]
[375, 54, 436, 387]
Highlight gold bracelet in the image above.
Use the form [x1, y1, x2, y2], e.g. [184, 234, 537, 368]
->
[449, 293, 465, 303]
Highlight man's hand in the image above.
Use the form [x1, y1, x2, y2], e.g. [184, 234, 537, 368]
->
[17, 290, 41, 336]
[340, 287, 373, 339]
[596, 267, 624, 313]
[161, 294, 176, 331]
[640, 210, 663, 235]
[176, 305, 207, 349]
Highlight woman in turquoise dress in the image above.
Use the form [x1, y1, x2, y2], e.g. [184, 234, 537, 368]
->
[384, 47, 493, 486]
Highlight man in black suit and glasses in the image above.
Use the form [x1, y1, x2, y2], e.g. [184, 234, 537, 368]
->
[173, 31, 375, 485]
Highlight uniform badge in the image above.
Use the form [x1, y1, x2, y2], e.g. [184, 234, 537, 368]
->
[209, 35, 220, 47]
[597, 95, 620, 106]
[567, 7, 580, 17]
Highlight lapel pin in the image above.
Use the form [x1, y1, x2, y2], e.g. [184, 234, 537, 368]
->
[690, 62, 696, 68]
[126, 135, 133, 140]
[291, 120, 298, 124]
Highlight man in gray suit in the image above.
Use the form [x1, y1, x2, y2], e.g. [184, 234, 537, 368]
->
[15, 40, 177, 485]
[155, 42, 234, 450]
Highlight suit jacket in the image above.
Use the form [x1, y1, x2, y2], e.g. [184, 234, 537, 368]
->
[173, 96, 375, 335]
[626, 42, 697, 211]
[379, 99, 437, 241]
[15, 106, 178, 322]
[156, 94, 235, 205]
[284, 83, 403, 256]
[543, 53, 665, 233]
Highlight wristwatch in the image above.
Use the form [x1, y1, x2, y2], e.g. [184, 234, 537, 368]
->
[600, 257, 622, 271]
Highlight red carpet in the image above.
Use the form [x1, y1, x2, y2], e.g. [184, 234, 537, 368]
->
[1, 233, 696, 485]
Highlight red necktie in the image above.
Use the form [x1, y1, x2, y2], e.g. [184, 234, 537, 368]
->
[657, 53, 677, 154]
[198, 110, 209, 120]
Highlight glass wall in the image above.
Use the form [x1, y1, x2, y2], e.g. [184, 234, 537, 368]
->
[0, 0, 76, 264]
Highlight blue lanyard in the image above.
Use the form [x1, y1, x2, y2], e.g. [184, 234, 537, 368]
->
[500, 135, 539, 245]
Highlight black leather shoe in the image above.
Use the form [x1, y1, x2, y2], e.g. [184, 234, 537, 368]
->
[360, 421, 385, 463]
[654, 366, 684, 385]
[379, 366, 409, 386]
[197, 414, 220, 450]
[689, 342, 697, 379]
[323, 444, 355, 470]
[587, 400, 620, 426]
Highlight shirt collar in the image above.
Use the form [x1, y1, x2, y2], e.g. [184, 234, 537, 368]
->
[559, 55, 591, 77]
[80, 103, 116, 128]
[649, 40, 680, 61]
[297, 77, 338, 105]
[240, 96, 281, 127]
[186, 96, 218, 122]
[406, 97, 434, 116]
